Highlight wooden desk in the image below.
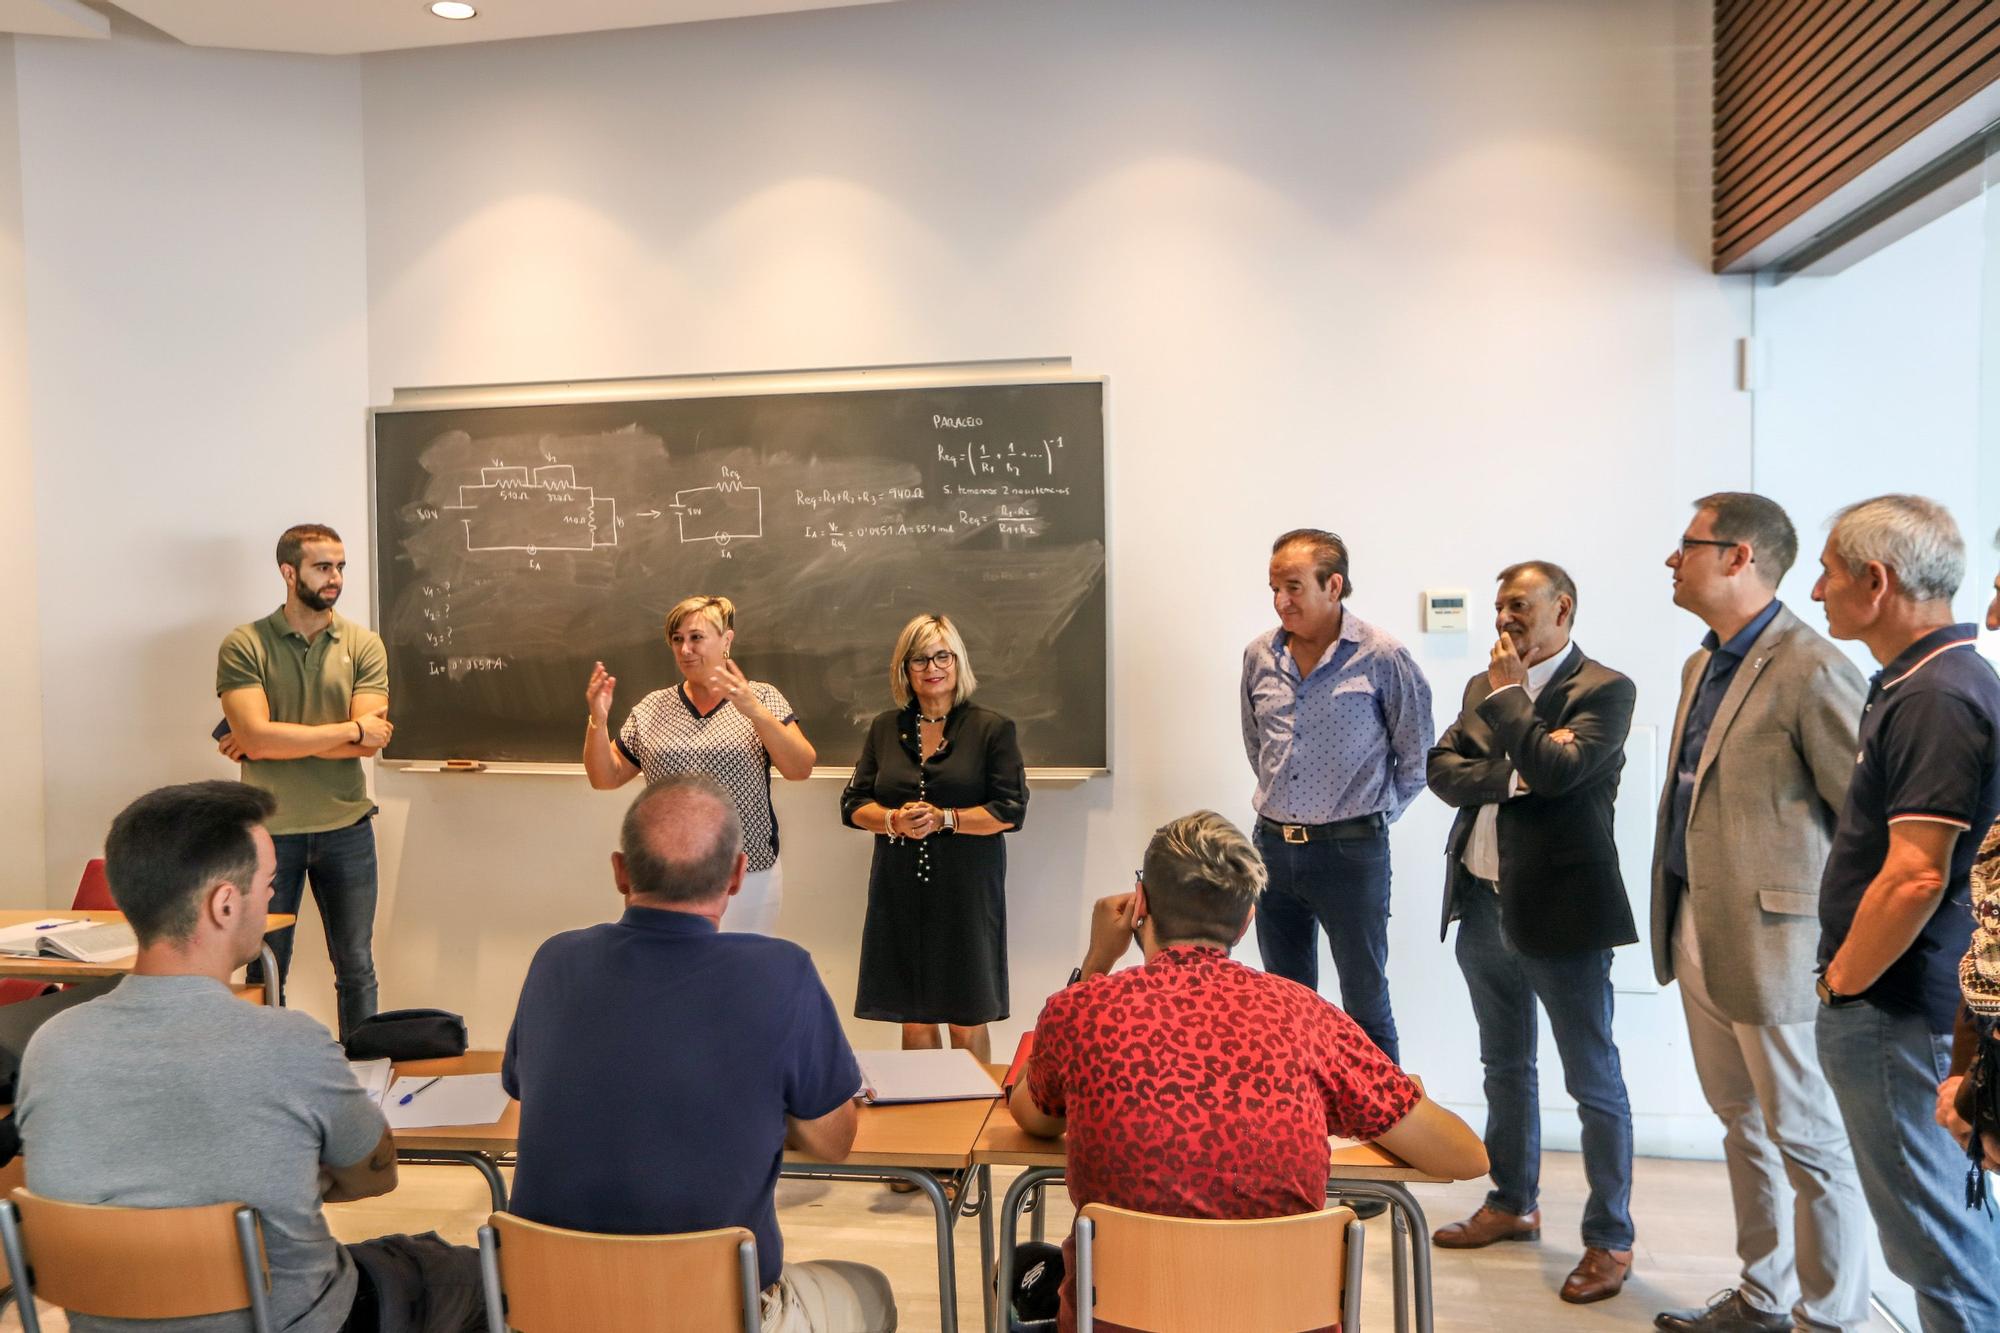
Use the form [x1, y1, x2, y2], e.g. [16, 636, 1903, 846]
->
[972, 1099, 1446, 1333]
[781, 1075, 1000, 1333]
[385, 1052, 999, 1333]
[385, 1051, 517, 1216]
[0, 910, 295, 1007]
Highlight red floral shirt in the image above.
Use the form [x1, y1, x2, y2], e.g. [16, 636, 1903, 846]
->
[1027, 946, 1420, 1332]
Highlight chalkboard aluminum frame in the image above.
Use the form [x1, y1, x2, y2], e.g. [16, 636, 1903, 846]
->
[366, 358, 1112, 780]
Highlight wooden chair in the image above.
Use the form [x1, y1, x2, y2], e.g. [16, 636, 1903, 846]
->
[0, 1188, 274, 1333]
[0, 1159, 23, 1316]
[1074, 1202, 1365, 1332]
[478, 1211, 761, 1333]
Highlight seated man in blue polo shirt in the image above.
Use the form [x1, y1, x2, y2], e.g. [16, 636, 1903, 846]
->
[502, 775, 894, 1333]
[1809, 494, 2000, 1332]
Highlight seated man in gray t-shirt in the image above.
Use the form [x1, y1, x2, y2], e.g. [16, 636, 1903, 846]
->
[17, 781, 481, 1333]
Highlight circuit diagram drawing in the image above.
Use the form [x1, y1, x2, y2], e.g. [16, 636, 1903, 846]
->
[445, 466, 619, 553]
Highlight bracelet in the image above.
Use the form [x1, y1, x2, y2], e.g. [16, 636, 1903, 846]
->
[353, 720, 364, 744]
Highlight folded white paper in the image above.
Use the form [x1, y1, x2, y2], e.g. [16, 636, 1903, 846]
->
[856, 1048, 998, 1104]
[347, 1058, 393, 1107]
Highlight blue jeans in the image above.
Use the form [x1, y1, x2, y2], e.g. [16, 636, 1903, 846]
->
[1815, 1001, 2000, 1333]
[1452, 882, 1634, 1249]
[1253, 824, 1398, 1062]
[249, 813, 380, 1040]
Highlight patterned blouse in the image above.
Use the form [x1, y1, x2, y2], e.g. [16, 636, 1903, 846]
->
[616, 682, 795, 873]
[1963, 818, 2000, 1014]
[1027, 946, 1421, 1333]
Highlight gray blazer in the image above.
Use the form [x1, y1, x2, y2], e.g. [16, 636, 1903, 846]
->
[1649, 603, 1867, 1025]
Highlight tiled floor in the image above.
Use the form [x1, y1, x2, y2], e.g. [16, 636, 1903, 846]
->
[0, 1151, 1897, 1331]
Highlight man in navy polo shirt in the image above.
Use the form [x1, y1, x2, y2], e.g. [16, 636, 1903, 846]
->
[502, 775, 894, 1333]
[1809, 494, 2000, 1333]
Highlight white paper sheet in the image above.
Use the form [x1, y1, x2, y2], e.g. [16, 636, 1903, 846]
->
[856, 1048, 999, 1104]
[383, 1072, 510, 1129]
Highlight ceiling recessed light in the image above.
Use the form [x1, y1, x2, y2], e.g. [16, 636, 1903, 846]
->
[430, 2, 477, 19]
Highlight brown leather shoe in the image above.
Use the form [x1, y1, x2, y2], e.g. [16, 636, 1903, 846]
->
[1560, 1246, 1633, 1304]
[1431, 1204, 1541, 1248]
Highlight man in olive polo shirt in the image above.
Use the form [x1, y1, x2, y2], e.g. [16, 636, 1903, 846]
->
[217, 523, 392, 1039]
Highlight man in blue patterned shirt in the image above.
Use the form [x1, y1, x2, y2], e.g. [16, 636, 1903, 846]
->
[1241, 528, 1435, 1062]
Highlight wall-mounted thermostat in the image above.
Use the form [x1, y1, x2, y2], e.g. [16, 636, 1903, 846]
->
[1423, 589, 1471, 634]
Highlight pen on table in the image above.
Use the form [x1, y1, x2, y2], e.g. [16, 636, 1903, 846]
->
[396, 1077, 442, 1106]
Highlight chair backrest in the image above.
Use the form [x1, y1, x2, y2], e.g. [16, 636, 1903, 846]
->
[1075, 1202, 1363, 1333]
[0, 1159, 22, 1290]
[1, 1188, 272, 1329]
[72, 859, 114, 911]
[480, 1212, 760, 1333]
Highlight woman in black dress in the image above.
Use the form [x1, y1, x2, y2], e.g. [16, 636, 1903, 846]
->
[842, 613, 1026, 1063]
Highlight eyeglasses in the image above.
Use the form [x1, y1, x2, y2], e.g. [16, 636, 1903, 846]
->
[1678, 537, 1751, 560]
[907, 650, 957, 670]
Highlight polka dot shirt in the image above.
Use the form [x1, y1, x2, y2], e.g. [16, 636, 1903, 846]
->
[617, 682, 795, 872]
[1240, 613, 1435, 823]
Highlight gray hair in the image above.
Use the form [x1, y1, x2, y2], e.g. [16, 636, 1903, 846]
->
[619, 775, 743, 904]
[1827, 495, 1964, 603]
[1139, 811, 1267, 946]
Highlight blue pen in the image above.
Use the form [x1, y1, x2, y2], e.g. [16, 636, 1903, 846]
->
[35, 923, 63, 931]
[396, 1077, 442, 1106]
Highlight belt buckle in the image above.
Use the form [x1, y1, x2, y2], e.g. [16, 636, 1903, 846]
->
[1282, 823, 1308, 845]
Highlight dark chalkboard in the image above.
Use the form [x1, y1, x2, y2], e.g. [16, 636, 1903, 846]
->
[369, 377, 1107, 771]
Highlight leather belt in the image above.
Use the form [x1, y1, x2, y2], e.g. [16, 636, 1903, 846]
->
[1257, 813, 1387, 844]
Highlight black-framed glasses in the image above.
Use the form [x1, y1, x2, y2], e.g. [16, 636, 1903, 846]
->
[907, 650, 957, 670]
[1678, 537, 1751, 561]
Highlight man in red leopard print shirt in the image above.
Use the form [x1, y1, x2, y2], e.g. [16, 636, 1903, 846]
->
[1009, 810, 1488, 1333]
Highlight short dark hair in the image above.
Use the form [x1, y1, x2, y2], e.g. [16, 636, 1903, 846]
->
[1272, 529, 1354, 599]
[276, 524, 342, 570]
[1497, 560, 1579, 617]
[619, 776, 743, 904]
[1694, 492, 1797, 584]
[104, 782, 276, 945]
[1139, 811, 1266, 946]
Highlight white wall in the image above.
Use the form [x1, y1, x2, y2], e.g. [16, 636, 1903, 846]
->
[353, 0, 1748, 1153]
[14, 16, 369, 947]
[0, 38, 46, 904]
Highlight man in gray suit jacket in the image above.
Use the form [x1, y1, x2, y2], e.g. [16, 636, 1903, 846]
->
[1652, 494, 1870, 1333]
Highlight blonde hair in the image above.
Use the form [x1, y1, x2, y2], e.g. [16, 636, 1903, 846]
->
[889, 613, 977, 708]
[665, 595, 735, 639]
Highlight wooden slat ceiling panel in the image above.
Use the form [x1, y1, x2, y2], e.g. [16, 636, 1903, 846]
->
[1715, 1, 1888, 145]
[1717, 0, 1799, 70]
[1715, 0, 1823, 119]
[1713, 0, 2000, 270]
[1716, 25, 2000, 256]
[1716, 3, 1988, 218]
[1717, 9, 2000, 230]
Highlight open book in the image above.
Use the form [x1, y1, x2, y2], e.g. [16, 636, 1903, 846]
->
[0, 918, 138, 964]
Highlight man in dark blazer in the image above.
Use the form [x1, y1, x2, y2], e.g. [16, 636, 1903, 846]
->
[1427, 561, 1639, 1306]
